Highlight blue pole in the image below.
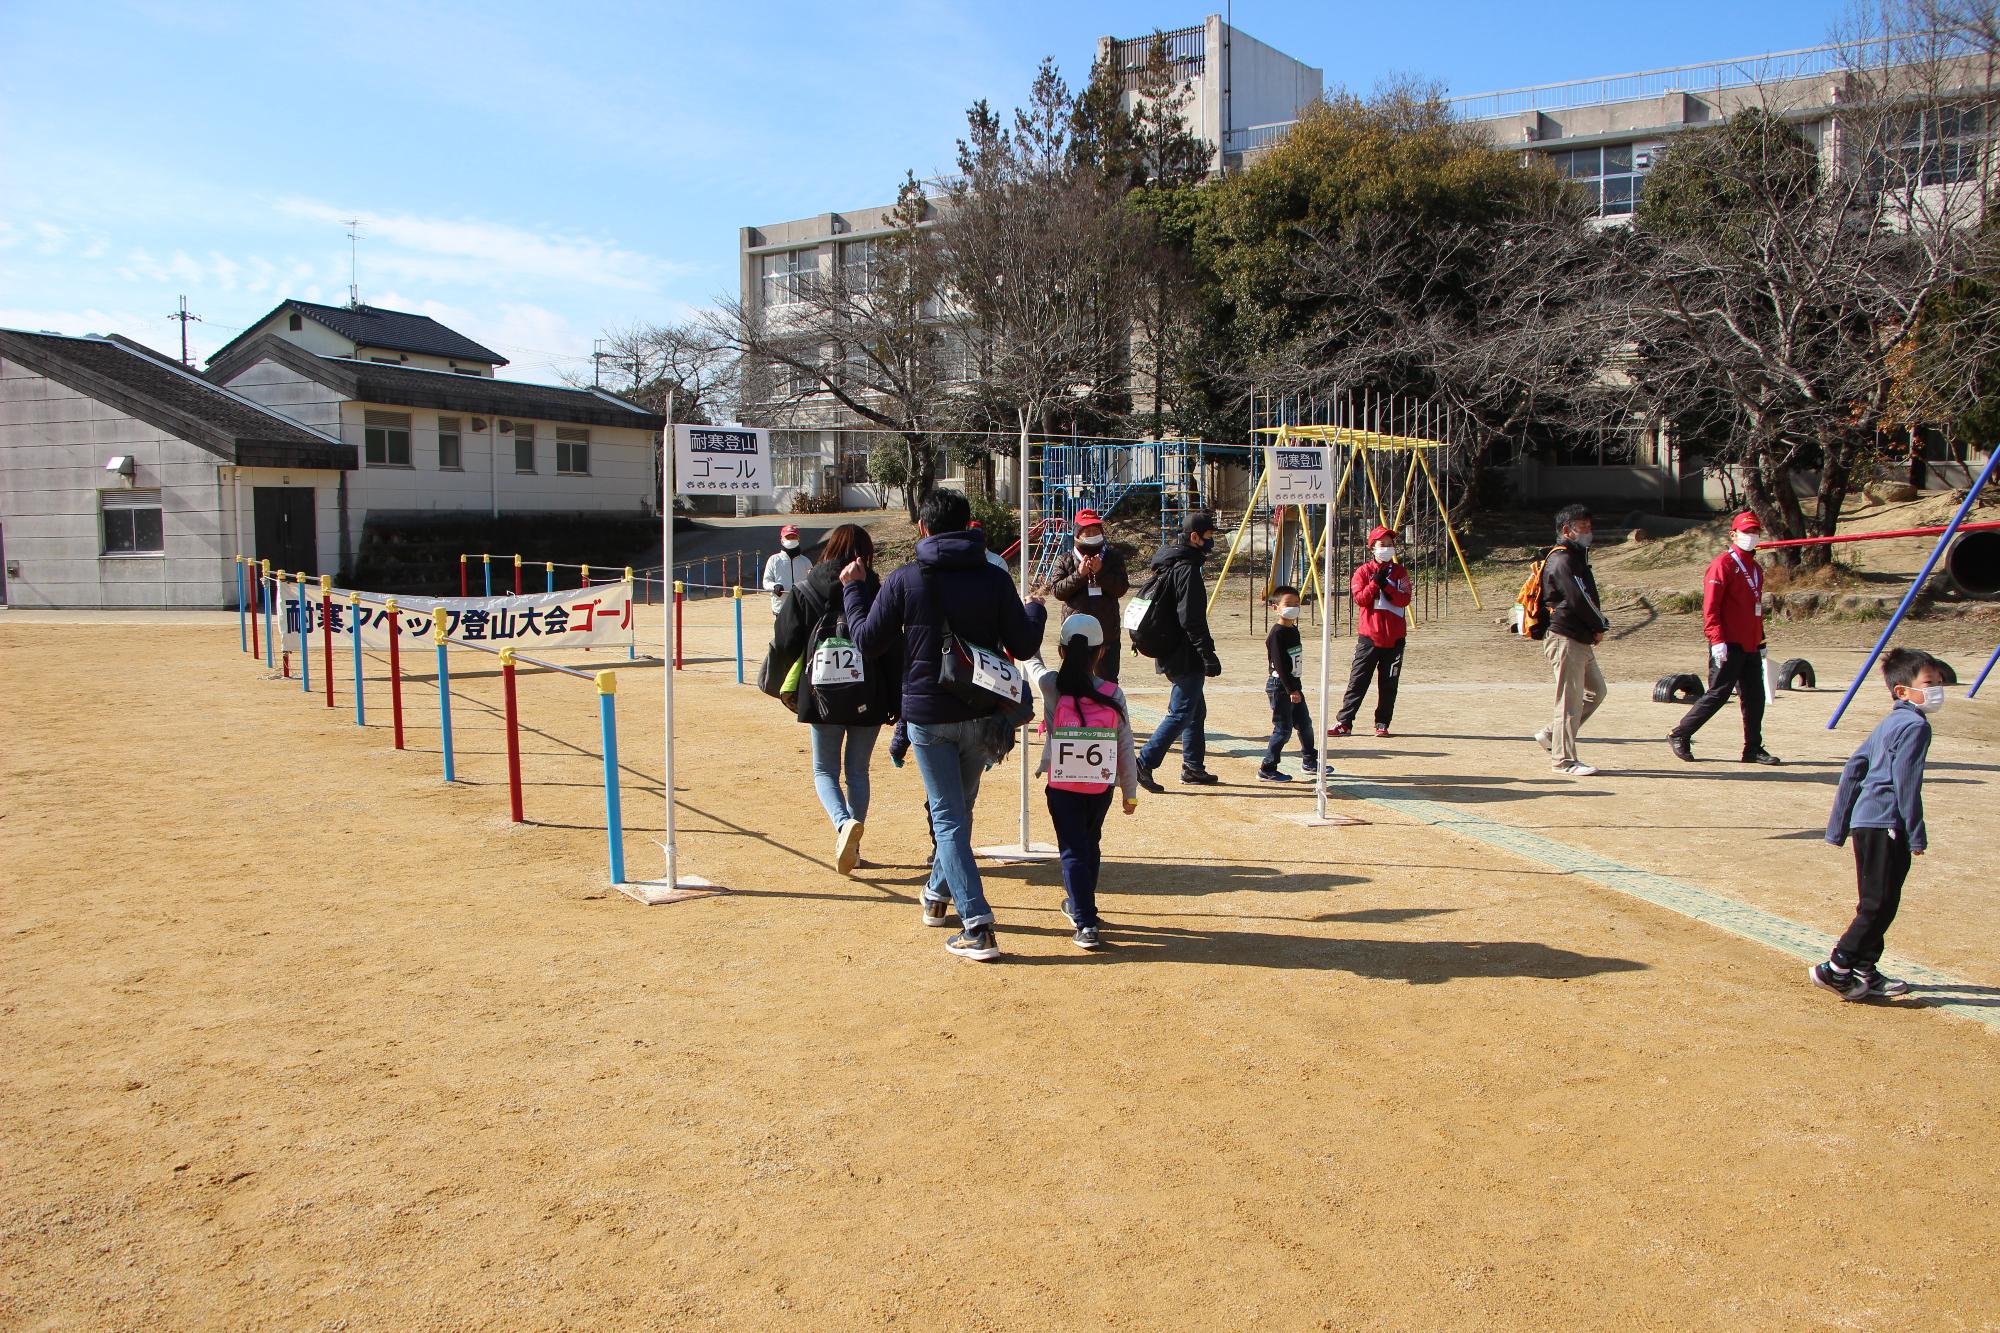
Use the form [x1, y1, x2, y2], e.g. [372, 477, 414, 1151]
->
[1968, 641, 2000, 698]
[262, 568, 274, 669]
[435, 617, 455, 783]
[236, 559, 247, 652]
[1828, 447, 2000, 728]
[297, 578, 310, 694]
[598, 671, 624, 885]
[483, 555, 492, 597]
[349, 595, 365, 726]
[546, 562, 555, 594]
[734, 587, 744, 684]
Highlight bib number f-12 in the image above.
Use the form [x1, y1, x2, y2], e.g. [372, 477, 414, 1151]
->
[812, 637, 864, 685]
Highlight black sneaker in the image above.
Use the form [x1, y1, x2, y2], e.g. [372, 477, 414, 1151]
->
[1742, 748, 1782, 766]
[1858, 970, 1911, 998]
[1060, 902, 1080, 930]
[1181, 768, 1221, 785]
[946, 926, 999, 961]
[1301, 756, 1320, 775]
[921, 896, 954, 928]
[1257, 767, 1292, 783]
[1136, 763, 1164, 794]
[1073, 926, 1102, 950]
[1810, 961, 1869, 1001]
[1668, 733, 1694, 763]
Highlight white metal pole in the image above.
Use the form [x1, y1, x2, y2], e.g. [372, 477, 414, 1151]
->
[1317, 422, 1336, 821]
[662, 390, 677, 883]
[1018, 412, 1031, 849]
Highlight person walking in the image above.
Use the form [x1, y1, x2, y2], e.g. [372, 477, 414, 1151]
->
[1330, 524, 1412, 739]
[1135, 511, 1224, 791]
[1535, 504, 1611, 778]
[1668, 511, 1781, 765]
[839, 490, 1044, 962]
[761, 524, 813, 613]
[1259, 585, 1320, 782]
[1047, 508, 1130, 682]
[769, 524, 900, 876]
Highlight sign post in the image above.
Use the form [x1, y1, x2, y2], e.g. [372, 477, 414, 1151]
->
[1286, 422, 1364, 828]
[619, 410, 771, 905]
[977, 415, 1057, 862]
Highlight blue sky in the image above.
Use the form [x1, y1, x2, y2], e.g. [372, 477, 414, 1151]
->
[2, 0, 1849, 384]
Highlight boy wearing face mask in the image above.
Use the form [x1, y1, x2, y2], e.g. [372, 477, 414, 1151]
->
[1813, 647, 1943, 1002]
[1668, 512, 1781, 765]
[1047, 508, 1131, 682]
[1330, 525, 1412, 739]
[762, 525, 814, 614]
[1259, 586, 1320, 781]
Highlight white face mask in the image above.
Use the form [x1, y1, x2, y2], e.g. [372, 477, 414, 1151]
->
[1568, 528, 1594, 549]
[1277, 604, 1301, 621]
[1372, 545, 1396, 562]
[1909, 684, 1946, 713]
[1734, 532, 1760, 551]
[781, 540, 800, 553]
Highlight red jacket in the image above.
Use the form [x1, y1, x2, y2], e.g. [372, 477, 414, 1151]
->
[1702, 548, 1765, 648]
[1351, 559, 1412, 647]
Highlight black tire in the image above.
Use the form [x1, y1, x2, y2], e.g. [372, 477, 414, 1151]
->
[1777, 657, 1816, 690]
[1653, 672, 1703, 704]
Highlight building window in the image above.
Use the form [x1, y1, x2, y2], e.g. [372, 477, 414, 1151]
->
[1876, 106, 1986, 189]
[437, 416, 463, 470]
[556, 427, 590, 475]
[102, 489, 164, 555]
[771, 431, 822, 490]
[841, 239, 879, 294]
[1550, 143, 1647, 216]
[288, 312, 303, 331]
[514, 422, 536, 472]
[364, 410, 413, 467]
[761, 248, 817, 308]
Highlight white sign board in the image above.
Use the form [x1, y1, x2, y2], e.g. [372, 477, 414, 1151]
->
[674, 424, 771, 496]
[1265, 445, 1334, 506]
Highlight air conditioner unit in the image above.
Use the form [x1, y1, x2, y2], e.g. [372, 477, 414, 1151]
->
[497, 420, 513, 433]
[471, 418, 488, 432]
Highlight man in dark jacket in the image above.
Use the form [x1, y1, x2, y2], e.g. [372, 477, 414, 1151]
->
[838, 489, 1044, 963]
[1046, 507, 1130, 682]
[1538, 503, 1611, 777]
[1136, 511, 1224, 790]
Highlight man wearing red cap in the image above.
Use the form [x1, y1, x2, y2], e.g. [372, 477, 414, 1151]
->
[1046, 507, 1130, 681]
[1668, 511, 1781, 764]
[1330, 524, 1413, 738]
[761, 524, 813, 614]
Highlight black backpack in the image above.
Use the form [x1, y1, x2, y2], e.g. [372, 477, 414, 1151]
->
[1124, 568, 1177, 659]
[804, 607, 877, 725]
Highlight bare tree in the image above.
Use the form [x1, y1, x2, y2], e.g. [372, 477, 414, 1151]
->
[567, 320, 737, 424]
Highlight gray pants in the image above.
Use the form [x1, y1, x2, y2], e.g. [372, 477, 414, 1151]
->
[1545, 635, 1607, 766]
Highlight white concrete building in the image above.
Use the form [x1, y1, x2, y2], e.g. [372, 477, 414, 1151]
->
[207, 298, 509, 378]
[1098, 16, 1323, 173]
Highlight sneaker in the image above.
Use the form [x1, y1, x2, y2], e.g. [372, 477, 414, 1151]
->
[921, 896, 954, 928]
[946, 926, 1000, 961]
[834, 819, 864, 875]
[1858, 970, 1911, 998]
[1742, 748, 1782, 766]
[1136, 763, 1164, 794]
[1060, 901, 1080, 930]
[1534, 727, 1552, 751]
[1553, 761, 1599, 777]
[1072, 925, 1103, 950]
[1257, 766, 1292, 783]
[1375, 725, 1390, 738]
[1668, 733, 1694, 763]
[1301, 756, 1320, 775]
[1327, 722, 1352, 737]
[1180, 768, 1221, 785]
[1810, 961, 1870, 1001]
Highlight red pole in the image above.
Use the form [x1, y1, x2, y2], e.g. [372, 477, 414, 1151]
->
[674, 582, 685, 671]
[320, 580, 334, 707]
[513, 555, 522, 595]
[282, 649, 291, 679]
[459, 554, 468, 597]
[387, 601, 405, 750]
[501, 650, 524, 823]
[1758, 519, 2000, 550]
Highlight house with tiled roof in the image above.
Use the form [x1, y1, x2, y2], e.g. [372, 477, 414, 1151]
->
[208, 299, 509, 376]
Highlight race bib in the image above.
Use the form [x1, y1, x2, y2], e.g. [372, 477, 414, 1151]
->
[1287, 646, 1302, 677]
[1121, 596, 1152, 633]
[967, 644, 1024, 702]
[1050, 726, 1117, 785]
[811, 636, 864, 686]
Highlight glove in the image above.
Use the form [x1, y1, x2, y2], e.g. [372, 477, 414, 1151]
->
[1372, 566, 1390, 587]
[1202, 654, 1223, 679]
[1711, 643, 1728, 667]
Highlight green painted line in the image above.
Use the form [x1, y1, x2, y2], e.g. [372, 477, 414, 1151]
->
[1128, 705, 1995, 1029]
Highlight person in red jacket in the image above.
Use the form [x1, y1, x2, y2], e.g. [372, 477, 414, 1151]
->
[1330, 524, 1414, 738]
[1669, 511, 1781, 764]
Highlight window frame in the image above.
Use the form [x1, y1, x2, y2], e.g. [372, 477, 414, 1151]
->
[101, 488, 165, 556]
[364, 410, 414, 468]
[513, 422, 537, 473]
[437, 415, 463, 471]
[555, 427, 591, 476]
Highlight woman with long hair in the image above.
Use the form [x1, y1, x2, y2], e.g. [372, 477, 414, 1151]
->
[769, 523, 901, 874]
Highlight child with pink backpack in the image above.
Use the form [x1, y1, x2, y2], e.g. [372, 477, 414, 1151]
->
[1026, 610, 1140, 949]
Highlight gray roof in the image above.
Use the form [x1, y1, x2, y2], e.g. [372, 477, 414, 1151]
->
[205, 334, 666, 431]
[206, 299, 509, 368]
[0, 329, 356, 469]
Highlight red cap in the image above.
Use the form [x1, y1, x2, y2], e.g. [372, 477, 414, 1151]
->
[1073, 508, 1104, 528]
[1731, 512, 1762, 533]
[1368, 525, 1398, 545]
[779, 524, 800, 538]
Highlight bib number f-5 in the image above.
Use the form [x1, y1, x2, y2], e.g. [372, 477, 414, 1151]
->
[1050, 726, 1117, 785]
[811, 636, 864, 686]
[967, 644, 1024, 702]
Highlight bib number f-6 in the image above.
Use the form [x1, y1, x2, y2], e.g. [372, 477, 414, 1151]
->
[1050, 726, 1117, 785]
[812, 636, 864, 685]
[967, 644, 1024, 702]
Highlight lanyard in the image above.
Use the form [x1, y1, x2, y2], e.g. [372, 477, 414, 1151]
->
[1728, 549, 1762, 597]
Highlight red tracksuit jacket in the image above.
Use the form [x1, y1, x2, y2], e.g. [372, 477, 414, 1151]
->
[1351, 560, 1412, 647]
[1702, 548, 1765, 649]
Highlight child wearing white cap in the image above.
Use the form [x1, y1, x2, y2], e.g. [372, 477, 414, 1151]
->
[1023, 610, 1139, 949]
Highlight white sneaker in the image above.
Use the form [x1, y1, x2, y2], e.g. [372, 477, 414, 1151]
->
[834, 819, 864, 876]
[1553, 761, 1598, 777]
[1534, 728, 1552, 751]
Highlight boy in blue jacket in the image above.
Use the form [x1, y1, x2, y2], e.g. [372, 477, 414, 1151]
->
[1813, 647, 1944, 1001]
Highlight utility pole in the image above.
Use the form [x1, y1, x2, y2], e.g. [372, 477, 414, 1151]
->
[168, 295, 202, 366]
[345, 218, 364, 308]
[592, 337, 609, 388]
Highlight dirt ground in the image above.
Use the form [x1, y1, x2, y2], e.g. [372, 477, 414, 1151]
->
[3, 563, 1998, 1329]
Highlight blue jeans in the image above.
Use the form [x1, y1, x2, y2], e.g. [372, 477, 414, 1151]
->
[1045, 786, 1113, 927]
[810, 723, 880, 829]
[907, 719, 993, 928]
[1263, 677, 1317, 770]
[1140, 673, 1207, 772]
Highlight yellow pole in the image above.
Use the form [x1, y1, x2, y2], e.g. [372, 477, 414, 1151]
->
[1358, 444, 1392, 531]
[1391, 450, 1421, 532]
[1414, 448, 1482, 609]
[1207, 459, 1269, 617]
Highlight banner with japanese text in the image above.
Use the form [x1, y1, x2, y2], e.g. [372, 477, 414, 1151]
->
[279, 581, 635, 650]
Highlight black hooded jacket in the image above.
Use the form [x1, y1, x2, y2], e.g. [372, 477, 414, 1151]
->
[1142, 537, 1220, 679]
[769, 560, 901, 725]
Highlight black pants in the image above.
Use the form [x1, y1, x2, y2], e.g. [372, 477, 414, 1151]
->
[1046, 786, 1113, 927]
[1834, 828, 1910, 969]
[1263, 677, 1318, 769]
[1337, 637, 1404, 729]
[1672, 643, 1765, 754]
